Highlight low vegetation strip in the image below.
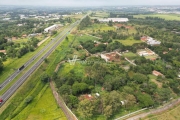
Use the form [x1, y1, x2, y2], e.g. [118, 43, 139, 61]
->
[115, 108, 147, 120]
[126, 98, 180, 120]
[145, 103, 180, 120]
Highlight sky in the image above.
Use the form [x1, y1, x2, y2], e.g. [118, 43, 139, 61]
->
[1, 0, 180, 6]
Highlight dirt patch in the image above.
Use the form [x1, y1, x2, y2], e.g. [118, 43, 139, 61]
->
[151, 79, 162, 88]
[37, 36, 50, 46]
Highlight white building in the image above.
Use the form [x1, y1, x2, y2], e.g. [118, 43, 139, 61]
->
[101, 54, 109, 62]
[44, 24, 59, 33]
[98, 18, 129, 23]
[146, 37, 161, 46]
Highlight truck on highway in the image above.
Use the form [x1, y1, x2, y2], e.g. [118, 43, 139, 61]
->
[18, 65, 25, 71]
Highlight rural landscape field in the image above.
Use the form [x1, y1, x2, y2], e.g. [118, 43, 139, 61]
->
[1, 1, 180, 120]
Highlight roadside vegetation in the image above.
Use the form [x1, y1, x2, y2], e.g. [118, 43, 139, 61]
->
[0, 32, 76, 120]
[144, 103, 180, 120]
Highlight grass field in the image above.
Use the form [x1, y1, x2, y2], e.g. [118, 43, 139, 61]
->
[134, 14, 180, 21]
[123, 52, 138, 60]
[86, 24, 115, 32]
[145, 54, 159, 60]
[144, 103, 180, 120]
[13, 86, 67, 120]
[92, 11, 109, 18]
[58, 62, 85, 78]
[117, 39, 142, 46]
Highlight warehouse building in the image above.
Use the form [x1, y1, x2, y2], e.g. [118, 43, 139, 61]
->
[44, 24, 59, 33]
[98, 18, 129, 23]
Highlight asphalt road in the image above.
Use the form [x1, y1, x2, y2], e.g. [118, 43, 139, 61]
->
[0, 19, 81, 107]
[0, 24, 75, 91]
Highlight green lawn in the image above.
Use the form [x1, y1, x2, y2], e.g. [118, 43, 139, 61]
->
[86, 24, 115, 32]
[72, 34, 99, 47]
[92, 11, 109, 18]
[123, 52, 138, 60]
[148, 74, 157, 79]
[20, 87, 67, 120]
[58, 62, 85, 78]
[134, 14, 180, 21]
[117, 39, 142, 46]
[145, 54, 159, 60]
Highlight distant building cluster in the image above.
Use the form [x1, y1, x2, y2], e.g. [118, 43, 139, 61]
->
[98, 18, 129, 23]
[74, 12, 82, 15]
[141, 36, 161, 46]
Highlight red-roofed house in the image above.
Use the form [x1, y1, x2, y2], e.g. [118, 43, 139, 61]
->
[0, 50, 6, 54]
[79, 94, 93, 101]
[152, 70, 164, 76]
[141, 36, 148, 42]
[101, 51, 121, 62]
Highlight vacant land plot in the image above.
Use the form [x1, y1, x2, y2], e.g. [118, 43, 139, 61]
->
[123, 52, 138, 60]
[134, 14, 180, 21]
[72, 34, 99, 47]
[58, 62, 85, 78]
[144, 103, 180, 120]
[92, 11, 109, 18]
[117, 39, 142, 46]
[86, 24, 115, 32]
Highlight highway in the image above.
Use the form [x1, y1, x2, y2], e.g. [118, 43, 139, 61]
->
[0, 21, 79, 91]
[0, 18, 81, 107]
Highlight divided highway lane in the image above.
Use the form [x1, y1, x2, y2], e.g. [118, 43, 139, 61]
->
[0, 22, 79, 91]
[0, 20, 80, 107]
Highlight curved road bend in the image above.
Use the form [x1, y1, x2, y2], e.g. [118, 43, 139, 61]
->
[0, 21, 79, 91]
[0, 19, 81, 107]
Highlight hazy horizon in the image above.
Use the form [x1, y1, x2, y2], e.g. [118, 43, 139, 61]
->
[1, 0, 180, 6]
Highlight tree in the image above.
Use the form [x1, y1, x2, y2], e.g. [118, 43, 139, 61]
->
[59, 84, 71, 95]
[0, 59, 3, 72]
[133, 73, 148, 84]
[108, 91, 122, 112]
[40, 73, 49, 83]
[157, 88, 172, 102]
[77, 99, 95, 118]
[108, 20, 113, 26]
[124, 94, 136, 108]
[72, 82, 89, 95]
[104, 105, 113, 118]
[136, 93, 154, 108]
[25, 96, 33, 104]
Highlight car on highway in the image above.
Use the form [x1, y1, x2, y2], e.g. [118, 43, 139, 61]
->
[0, 99, 3, 104]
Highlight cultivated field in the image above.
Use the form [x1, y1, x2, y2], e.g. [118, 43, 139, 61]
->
[134, 14, 180, 21]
